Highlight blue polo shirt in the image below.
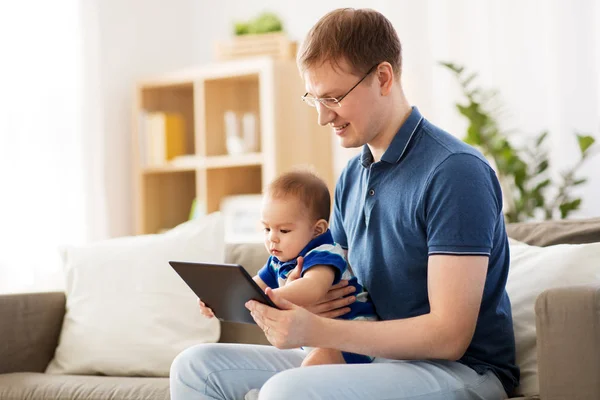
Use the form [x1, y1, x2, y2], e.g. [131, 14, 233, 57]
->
[331, 107, 519, 394]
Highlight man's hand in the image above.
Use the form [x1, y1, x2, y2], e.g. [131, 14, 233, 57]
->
[306, 281, 356, 318]
[286, 256, 356, 318]
[245, 288, 320, 349]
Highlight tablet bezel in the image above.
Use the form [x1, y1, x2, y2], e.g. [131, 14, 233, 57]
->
[168, 261, 278, 324]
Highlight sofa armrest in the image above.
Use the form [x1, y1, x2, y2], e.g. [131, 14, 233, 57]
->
[535, 286, 600, 400]
[0, 292, 66, 373]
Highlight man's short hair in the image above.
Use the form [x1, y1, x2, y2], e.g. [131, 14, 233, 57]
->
[266, 170, 331, 222]
[297, 8, 402, 78]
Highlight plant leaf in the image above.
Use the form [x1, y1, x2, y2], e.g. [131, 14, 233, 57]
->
[439, 62, 463, 74]
[573, 178, 587, 186]
[533, 178, 551, 191]
[577, 134, 595, 155]
[536, 159, 549, 174]
[535, 131, 549, 147]
[462, 73, 478, 88]
[559, 198, 582, 218]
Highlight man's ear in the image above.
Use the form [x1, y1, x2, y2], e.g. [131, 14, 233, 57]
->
[377, 62, 395, 96]
[313, 219, 328, 237]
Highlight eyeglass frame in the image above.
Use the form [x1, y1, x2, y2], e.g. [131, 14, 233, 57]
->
[301, 63, 379, 109]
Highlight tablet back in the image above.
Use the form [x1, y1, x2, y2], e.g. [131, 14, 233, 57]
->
[168, 261, 276, 324]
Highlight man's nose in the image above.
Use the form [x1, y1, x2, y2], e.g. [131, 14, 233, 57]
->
[316, 102, 335, 126]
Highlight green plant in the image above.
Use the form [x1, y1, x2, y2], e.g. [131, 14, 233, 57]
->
[234, 12, 283, 36]
[440, 61, 597, 222]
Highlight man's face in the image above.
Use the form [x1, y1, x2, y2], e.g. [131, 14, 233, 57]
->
[303, 59, 384, 148]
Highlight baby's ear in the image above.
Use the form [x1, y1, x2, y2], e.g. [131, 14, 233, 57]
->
[313, 219, 328, 237]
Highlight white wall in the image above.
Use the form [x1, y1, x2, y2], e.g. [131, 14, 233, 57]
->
[93, 0, 200, 237]
[97, 0, 600, 236]
[187, 0, 600, 217]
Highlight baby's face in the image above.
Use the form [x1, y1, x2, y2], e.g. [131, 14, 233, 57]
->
[261, 195, 316, 262]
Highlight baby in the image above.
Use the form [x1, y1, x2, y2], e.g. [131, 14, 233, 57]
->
[199, 170, 377, 366]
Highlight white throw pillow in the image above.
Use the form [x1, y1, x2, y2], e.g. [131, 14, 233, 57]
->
[506, 238, 600, 396]
[46, 212, 224, 377]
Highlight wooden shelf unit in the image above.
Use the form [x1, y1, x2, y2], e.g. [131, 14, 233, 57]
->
[133, 57, 333, 235]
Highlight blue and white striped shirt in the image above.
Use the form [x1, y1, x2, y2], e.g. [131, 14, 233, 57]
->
[257, 229, 377, 321]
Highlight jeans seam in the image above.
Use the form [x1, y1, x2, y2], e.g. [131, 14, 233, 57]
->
[203, 367, 280, 397]
[380, 373, 493, 400]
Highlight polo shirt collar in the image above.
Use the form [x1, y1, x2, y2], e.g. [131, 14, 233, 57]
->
[360, 106, 424, 167]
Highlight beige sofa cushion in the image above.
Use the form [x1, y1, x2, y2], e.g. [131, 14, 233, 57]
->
[224, 242, 269, 274]
[46, 214, 223, 377]
[0, 372, 168, 400]
[506, 217, 600, 246]
[506, 239, 600, 397]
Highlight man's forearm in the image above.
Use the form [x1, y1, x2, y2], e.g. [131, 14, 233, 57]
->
[313, 314, 466, 361]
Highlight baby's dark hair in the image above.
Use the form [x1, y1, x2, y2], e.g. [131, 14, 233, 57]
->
[266, 170, 331, 222]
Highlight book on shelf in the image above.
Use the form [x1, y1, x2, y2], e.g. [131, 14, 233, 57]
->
[139, 111, 186, 167]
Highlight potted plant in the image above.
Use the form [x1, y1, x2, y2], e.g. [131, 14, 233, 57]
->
[441, 62, 597, 222]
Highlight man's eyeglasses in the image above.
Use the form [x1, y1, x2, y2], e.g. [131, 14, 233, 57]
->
[301, 64, 379, 109]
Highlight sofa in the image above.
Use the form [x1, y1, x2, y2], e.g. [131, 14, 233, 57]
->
[1, 218, 599, 400]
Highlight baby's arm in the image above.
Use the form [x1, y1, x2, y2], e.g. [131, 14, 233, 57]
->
[271, 265, 335, 307]
[253, 275, 269, 291]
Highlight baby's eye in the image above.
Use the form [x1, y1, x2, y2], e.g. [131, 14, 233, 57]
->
[263, 228, 270, 233]
[280, 230, 290, 234]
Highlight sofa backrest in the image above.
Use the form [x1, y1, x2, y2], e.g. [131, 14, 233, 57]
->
[506, 217, 600, 246]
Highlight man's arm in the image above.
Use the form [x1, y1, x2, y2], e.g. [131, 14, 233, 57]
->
[249, 254, 487, 360]
[313, 255, 487, 360]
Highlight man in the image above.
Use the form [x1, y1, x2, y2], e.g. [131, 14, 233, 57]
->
[170, 8, 519, 400]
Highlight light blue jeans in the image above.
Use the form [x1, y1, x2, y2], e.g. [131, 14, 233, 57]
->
[170, 343, 508, 400]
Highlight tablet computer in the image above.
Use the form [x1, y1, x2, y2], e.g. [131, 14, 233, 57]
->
[168, 261, 278, 324]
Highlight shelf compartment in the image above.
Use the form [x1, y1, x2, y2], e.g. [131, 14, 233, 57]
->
[203, 74, 261, 157]
[205, 165, 262, 213]
[139, 83, 195, 159]
[141, 170, 196, 233]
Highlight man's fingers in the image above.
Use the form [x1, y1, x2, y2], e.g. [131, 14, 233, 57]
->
[320, 307, 351, 319]
[246, 300, 279, 323]
[251, 311, 268, 331]
[320, 285, 355, 303]
[330, 279, 350, 290]
[309, 294, 355, 314]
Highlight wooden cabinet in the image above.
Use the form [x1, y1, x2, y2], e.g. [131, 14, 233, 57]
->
[132, 57, 333, 234]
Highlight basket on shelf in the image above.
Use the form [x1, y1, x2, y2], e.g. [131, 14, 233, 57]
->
[215, 32, 298, 61]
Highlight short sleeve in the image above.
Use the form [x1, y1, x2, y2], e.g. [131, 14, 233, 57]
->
[330, 174, 348, 249]
[301, 244, 347, 285]
[257, 256, 279, 289]
[423, 153, 502, 256]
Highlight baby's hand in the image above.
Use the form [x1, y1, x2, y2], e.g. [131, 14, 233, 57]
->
[197, 298, 215, 318]
[284, 256, 304, 286]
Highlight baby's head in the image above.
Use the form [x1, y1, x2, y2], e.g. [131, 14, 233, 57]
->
[261, 170, 330, 262]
